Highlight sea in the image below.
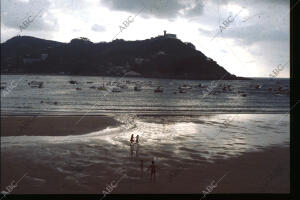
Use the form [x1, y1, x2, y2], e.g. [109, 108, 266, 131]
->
[0, 75, 290, 115]
[0, 75, 290, 193]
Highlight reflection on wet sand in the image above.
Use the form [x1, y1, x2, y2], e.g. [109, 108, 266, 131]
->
[1, 114, 289, 193]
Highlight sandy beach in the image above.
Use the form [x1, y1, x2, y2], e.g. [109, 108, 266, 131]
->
[1, 114, 289, 194]
[1, 116, 120, 136]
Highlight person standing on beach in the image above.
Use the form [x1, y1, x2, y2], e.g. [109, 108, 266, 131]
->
[130, 134, 134, 145]
[149, 161, 156, 183]
[136, 135, 139, 144]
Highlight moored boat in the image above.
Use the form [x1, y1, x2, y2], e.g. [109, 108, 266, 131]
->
[134, 85, 141, 91]
[112, 87, 121, 92]
[154, 87, 163, 93]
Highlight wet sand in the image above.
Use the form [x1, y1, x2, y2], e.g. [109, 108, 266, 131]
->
[1, 146, 289, 194]
[1, 115, 289, 194]
[1, 116, 120, 136]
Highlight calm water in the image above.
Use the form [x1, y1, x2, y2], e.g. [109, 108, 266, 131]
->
[1, 75, 290, 115]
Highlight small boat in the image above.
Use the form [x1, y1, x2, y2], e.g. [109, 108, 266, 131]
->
[112, 87, 121, 92]
[134, 85, 141, 91]
[97, 85, 106, 90]
[69, 80, 78, 84]
[154, 87, 163, 93]
[1, 82, 7, 89]
[106, 82, 112, 86]
[179, 89, 186, 93]
[179, 85, 192, 90]
[274, 92, 282, 96]
[118, 84, 128, 89]
[255, 84, 262, 89]
[29, 81, 43, 88]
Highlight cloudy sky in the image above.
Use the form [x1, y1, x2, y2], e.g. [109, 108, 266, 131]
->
[1, 0, 290, 78]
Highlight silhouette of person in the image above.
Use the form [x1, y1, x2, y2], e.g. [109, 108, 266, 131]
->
[136, 135, 139, 144]
[149, 161, 156, 183]
[130, 134, 134, 145]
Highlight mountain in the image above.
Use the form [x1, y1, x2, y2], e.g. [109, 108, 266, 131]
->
[1, 35, 249, 80]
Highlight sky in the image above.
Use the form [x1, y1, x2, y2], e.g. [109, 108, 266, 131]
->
[1, 0, 290, 78]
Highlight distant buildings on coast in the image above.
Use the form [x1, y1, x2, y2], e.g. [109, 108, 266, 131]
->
[23, 53, 48, 64]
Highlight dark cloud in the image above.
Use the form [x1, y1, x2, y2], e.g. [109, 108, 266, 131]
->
[1, 0, 56, 32]
[184, 0, 209, 17]
[100, 0, 193, 18]
[214, 0, 288, 7]
[98, 0, 288, 20]
[196, 0, 289, 47]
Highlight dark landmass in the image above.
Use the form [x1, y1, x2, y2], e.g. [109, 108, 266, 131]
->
[1, 36, 250, 80]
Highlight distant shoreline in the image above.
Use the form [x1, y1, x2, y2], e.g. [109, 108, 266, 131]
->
[1, 73, 290, 79]
[0, 111, 291, 116]
[0, 73, 255, 80]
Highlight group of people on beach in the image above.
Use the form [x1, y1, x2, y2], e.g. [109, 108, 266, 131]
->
[130, 134, 139, 144]
[129, 134, 156, 182]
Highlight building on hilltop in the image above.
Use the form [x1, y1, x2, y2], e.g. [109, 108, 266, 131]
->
[163, 30, 177, 39]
